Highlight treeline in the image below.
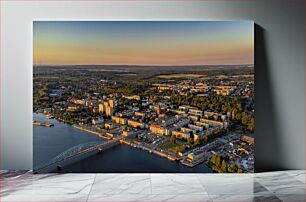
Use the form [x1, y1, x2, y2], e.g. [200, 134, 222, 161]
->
[102, 82, 150, 96]
[232, 110, 254, 132]
[209, 154, 244, 173]
[171, 94, 243, 112]
[170, 95, 254, 132]
[201, 128, 227, 144]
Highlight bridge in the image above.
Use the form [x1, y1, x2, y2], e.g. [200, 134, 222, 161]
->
[34, 139, 120, 173]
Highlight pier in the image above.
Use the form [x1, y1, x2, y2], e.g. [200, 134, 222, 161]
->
[33, 121, 54, 127]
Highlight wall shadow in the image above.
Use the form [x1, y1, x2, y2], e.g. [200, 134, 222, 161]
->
[254, 24, 284, 172]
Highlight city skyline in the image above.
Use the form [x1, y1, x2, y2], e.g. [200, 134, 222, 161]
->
[33, 21, 254, 66]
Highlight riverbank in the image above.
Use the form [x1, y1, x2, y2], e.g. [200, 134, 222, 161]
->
[74, 124, 179, 161]
[73, 125, 111, 140]
[33, 113, 106, 169]
[35, 114, 209, 172]
[34, 113, 212, 173]
[59, 143, 213, 173]
[73, 126, 207, 166]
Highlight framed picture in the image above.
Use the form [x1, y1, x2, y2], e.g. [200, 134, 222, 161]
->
[33, 21, 254, 173]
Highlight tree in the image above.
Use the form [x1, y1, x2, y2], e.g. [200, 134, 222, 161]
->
[228, 163, 238, 173]
[215, 155, 222, 168]
[202, 136, 208, 144]
[241, 112, 249, 126]
[212, 165, 218, 172]
[222, 105, 228, 112]
[232, 109, 237, 120]
[39, 88, 46, 97]
[194, 138, 200, 146]
[210, 154, 217, 165]
[122, 125, 128, 131]
[237, 168, 243, 173]
[199, 138, 203, 145]
[33, 96, 39, 105]
[187, 138, 194, 146]
[236, 103, 242, 112]
[99, 123, 105, 129]
[221, 160, 227, 173]
[170, 135, 176, 144]
[247, 118, 254, 132]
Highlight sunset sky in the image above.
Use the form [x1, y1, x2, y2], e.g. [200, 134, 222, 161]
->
[33, 21, 254, 66]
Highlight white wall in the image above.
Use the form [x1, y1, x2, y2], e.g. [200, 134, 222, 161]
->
[1, 0, 305, 171]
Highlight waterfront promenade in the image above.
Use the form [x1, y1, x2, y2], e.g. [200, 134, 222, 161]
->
[74, 124, 180, 161]
[120, 139, 178, 161]
[39, 116, 210, 170]
[74, 125, 112, 140]
[73, 125, 209, 166]
[34, 113, 212, 173]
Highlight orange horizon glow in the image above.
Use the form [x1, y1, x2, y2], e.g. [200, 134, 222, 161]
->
[33, 21, 254, 66]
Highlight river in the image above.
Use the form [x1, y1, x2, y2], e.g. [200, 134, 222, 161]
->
[33, 113, 212, 173]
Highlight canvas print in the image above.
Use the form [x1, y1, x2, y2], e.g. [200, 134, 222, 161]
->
[33, 21, 254, 173]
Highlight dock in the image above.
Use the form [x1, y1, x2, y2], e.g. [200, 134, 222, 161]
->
[33, 121, 54, 127]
